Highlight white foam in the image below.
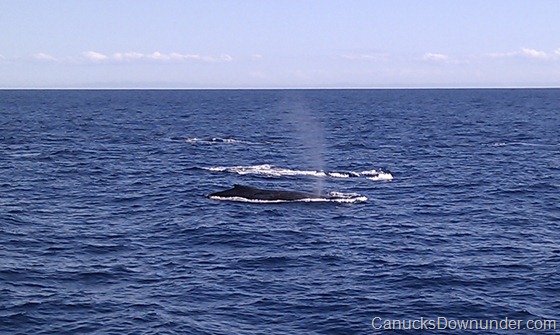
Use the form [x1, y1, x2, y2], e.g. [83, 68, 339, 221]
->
[486, 141, 558, 148]
[326, 172, 352, 178]
[366, 172, 394, 181]
[208, 196, 292, 203]
[491, 142, 507, 147]
[208, 194, 367, 204]
[205, 164, 327, 178]
[360, 169, 382, 175]
[203, 164, 393, 181]
[185, 137, 259, 145]
[213, 137, 243, 143]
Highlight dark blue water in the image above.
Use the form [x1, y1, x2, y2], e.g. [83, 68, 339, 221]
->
[1, 89, 559, 334]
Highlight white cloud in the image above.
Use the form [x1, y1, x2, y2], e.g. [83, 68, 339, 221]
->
[34, 53, 58, 62]
[556, 48, 560, 56]
[113, 52, 144, 61]
[486, 51, 518, 58]
[169, 52, 195, 61]
[521, 48, 548, 59]
[166, 53, 206, 61]
[487, 48, 554, 60]
[149, 52, 169, 61]
[82, 51, 109, 62]
[220, 54, 233, 62]
[341, 53, 389, 61]
[81, 51, 233, 63]
[423, 52, 449, 61]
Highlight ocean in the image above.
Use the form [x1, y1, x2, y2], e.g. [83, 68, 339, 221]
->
[1, 89, 558, 334]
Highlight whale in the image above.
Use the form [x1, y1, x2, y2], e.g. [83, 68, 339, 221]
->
[207, 184, 319, 201]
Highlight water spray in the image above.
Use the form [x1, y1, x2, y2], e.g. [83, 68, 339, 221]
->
[283, 95, 326, 196]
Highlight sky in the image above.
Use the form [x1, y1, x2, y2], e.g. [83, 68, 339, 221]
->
[1, 0, 560, 88]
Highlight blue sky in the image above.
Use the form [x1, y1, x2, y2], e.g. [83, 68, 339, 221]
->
[1, 0, 559, 88]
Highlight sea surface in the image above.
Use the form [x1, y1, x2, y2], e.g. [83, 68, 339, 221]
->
[1, 89, 559, 334]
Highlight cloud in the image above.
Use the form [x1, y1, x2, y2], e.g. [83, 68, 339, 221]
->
[34, 53, 59, 62]
[487, 48, 554, 60]
[220, 54, 233, 62]
[521, 48, 548, 59]
[422, 52, 449, 61]
[341, 53, 389, 61]
[113, 52, 144, 61]
[82, 51, 109, 62]
[486, 51, 518, 58]
[147, 51, 175, 61]
[80, 51, 233, 63]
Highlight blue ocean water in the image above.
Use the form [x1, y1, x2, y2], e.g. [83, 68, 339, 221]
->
[1, 89, 558, 334]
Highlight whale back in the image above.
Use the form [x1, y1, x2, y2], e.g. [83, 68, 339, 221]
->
[208, 184, 315, 201]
